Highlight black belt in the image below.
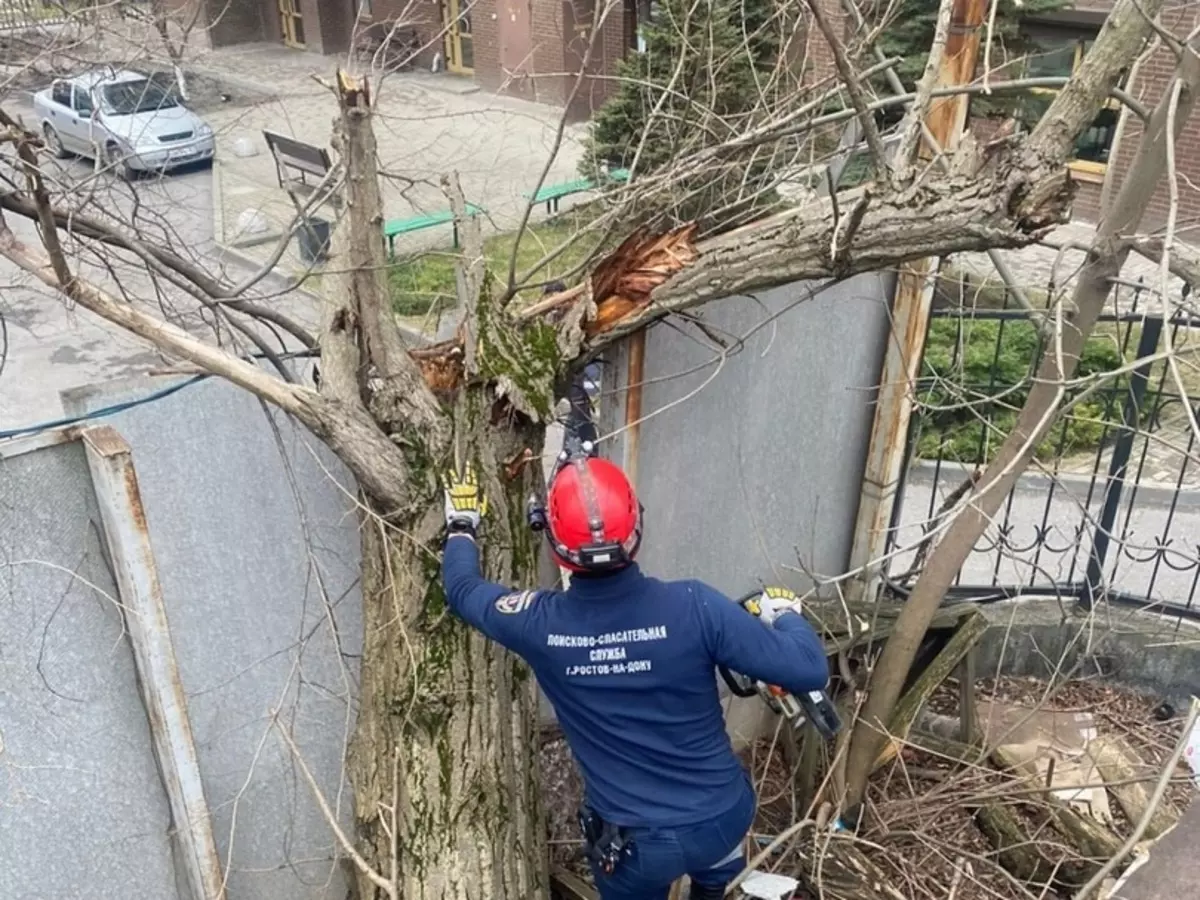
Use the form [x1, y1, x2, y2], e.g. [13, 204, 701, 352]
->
[578, 806, 635, 875]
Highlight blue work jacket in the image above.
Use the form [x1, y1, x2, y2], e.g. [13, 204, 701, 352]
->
[442, 535, 830, 827]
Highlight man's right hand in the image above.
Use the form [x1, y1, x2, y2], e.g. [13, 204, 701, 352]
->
[744, 586, 802, 626]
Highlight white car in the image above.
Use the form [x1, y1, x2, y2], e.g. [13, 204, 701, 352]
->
[33, 68, 215, 179]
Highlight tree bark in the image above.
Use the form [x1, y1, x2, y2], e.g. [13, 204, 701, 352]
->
[840, 35, 1200, 813]
[348, 408, 549, 900]
[320, 73, 555, 900]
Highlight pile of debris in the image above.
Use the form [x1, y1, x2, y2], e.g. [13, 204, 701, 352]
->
[539, 599, 1197, 900]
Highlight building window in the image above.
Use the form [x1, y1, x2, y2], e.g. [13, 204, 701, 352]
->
[358, 0, 372, 19]
[635, 0, 660, 53]
[1019, 31, 1119, 177]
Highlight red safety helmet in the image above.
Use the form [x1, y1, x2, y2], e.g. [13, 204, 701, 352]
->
[546, 457, 643, 573]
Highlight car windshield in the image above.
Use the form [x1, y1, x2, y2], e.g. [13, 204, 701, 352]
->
[101, 79, 179, 115]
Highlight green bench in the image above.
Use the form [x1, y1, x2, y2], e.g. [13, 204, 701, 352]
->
[522, 167, 631, 214]
[383, 202, 485, 257]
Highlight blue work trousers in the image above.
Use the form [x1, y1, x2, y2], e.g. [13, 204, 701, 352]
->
[589, 778, 756, 900]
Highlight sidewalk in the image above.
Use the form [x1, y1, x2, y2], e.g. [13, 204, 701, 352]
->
[1113, 798, 1200, 899]
[948, 221, 1194, 313]
[195, 44, 587, 322]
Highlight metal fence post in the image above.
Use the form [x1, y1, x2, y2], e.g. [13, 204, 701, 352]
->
[1081, 314, 1165, 610]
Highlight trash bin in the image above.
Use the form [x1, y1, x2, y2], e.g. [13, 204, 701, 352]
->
[297, 217, 331, 264]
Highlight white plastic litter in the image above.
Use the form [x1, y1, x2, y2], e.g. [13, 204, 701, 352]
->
[234, 208, 270, 238]
[1182, 715, 1200, 787]
[231, 137, 259, 158]
[739, 871, 800, 900]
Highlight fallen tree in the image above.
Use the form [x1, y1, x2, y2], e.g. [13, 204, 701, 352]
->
[0, 0, 1194, 896]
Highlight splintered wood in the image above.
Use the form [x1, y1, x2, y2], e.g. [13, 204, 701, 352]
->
[585, 225, 699, 336]
[410, 339, 465, 396]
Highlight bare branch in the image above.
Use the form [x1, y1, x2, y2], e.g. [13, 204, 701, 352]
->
[1131, 236, 1200, 292]
[893, 0, 956, 183]
[803, 0, 891, 176]
[1025, 0, 1168, 161]
[840, 29, 1200, 814]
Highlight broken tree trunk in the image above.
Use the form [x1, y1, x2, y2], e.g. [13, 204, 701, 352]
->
[1090, 735, 1181, 840]
[988, 744, 1123, 886]
[872, 609, 988, 771]
[976, 803, 1060, 885]
[327, 74, 555, 900]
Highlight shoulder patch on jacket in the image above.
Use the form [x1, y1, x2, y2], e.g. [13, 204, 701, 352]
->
[495, 589, 538, 615]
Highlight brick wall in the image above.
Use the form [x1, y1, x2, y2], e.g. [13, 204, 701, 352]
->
[440, 0, 564, 104]
[803, 0, 847, 83]
[360, 0, 628, 113]
[371, 0, 444, 67]
[530, 0, 564, 105]
[204, 0, 268, 47]
[471, 0, 628, 113]
[593, 0, 628, 110]
[1097, 1, 1200, 235]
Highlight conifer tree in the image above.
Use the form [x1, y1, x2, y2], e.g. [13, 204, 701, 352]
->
[583, 0, 782, 231]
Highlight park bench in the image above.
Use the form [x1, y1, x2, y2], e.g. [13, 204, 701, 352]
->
[262, 129, 334, 199]
[523, 167, 631, 214]
[261, 130, 342, 262]
[383, 203, 485, 257]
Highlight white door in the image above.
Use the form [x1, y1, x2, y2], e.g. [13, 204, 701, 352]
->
[45, 81, 80, 152]
[68, 85, 98, 156]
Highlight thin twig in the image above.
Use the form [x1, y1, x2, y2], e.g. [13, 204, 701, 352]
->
[273, 714, 396, 898]
[803, 0, 891, 175]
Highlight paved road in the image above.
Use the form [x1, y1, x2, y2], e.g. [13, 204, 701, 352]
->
[892, 462, 1200, 611]
[0, 100, 318, 432]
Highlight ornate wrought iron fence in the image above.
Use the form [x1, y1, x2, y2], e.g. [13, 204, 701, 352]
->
[0, 0, 66, 28]
[885, 278, 1200, 619]
[0, 1, 145, 29]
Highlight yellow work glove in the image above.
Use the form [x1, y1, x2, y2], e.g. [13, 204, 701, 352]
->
[745, 585, 801, 626]
[443, 463, 488, 536]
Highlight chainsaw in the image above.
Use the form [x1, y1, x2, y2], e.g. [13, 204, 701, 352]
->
[718, 589, 842, 741]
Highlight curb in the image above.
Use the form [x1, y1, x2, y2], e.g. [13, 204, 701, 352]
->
[905, 459, 1200, 511]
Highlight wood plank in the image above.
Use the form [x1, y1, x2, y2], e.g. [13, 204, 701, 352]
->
[551, 866, 599, 900]
[82, 426, 226, 900]
[1089, 734, 1180, 840]
[872, 610, 988, 770]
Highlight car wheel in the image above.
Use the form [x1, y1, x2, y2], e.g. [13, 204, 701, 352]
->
[43, 124, 68, 159]
[104, 142, 135, 182]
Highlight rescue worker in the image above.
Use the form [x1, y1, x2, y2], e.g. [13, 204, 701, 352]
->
[442, 457, 830, 900]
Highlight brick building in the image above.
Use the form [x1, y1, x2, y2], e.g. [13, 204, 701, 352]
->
[191, 0, 634, 120]
[805, 0, 1200, 230]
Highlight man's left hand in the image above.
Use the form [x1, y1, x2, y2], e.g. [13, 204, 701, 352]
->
[443, 463, 488, 536]
[745, 586, 802, 626]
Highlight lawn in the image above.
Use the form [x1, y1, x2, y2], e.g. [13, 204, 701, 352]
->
[916, 265, 1200, 464]
[915, 315, 1137, 463]
[388, 210, 607, 317]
